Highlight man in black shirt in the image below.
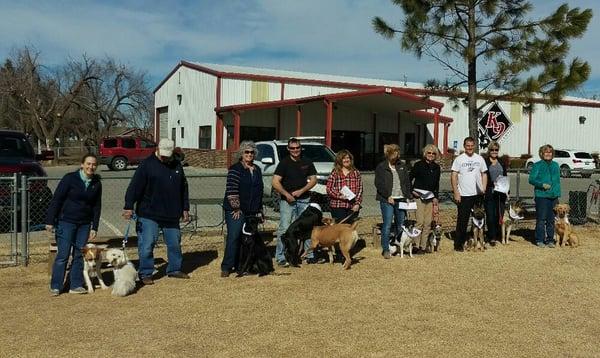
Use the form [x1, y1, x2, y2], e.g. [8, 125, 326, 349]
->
[272, 138, 317, 266]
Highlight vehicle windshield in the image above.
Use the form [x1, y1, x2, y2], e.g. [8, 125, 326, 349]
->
[276, 144, 335, 162]
[0, 135, 35, 159]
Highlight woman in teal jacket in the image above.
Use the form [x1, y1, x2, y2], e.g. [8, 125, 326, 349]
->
[528, 144, 561, 248]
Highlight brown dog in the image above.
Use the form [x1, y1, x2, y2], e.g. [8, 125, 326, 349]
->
[554, 203, 579, 247]
[466, 204, 486, 251]
[310, 221, 359, 269]
[501, 200, 526, 245]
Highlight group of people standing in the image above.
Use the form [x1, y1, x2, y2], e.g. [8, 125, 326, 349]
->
[47, 135, 564, 293]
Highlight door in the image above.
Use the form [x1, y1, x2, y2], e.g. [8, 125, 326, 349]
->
[404, 132, 416, 157]
[157, 107, 168, 139]
[332, 130, 366, 169]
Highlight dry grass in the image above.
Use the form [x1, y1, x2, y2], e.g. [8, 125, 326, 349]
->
[1, 217, 600, 357]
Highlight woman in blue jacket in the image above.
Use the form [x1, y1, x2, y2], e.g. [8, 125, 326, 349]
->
[528, 144, 561, 248]
[46, 154, 102, 295]
[221, 141, 264, 277]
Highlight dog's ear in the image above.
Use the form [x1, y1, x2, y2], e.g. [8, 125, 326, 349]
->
[565, 204, 571, 212]
[81, 247, 90, 254]
[553, 205, 559, 214]
[96, 244, 108, 250]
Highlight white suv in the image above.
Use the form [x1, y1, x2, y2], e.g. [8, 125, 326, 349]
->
[525, 149, 594, 178]
[254, 139, 335, 211]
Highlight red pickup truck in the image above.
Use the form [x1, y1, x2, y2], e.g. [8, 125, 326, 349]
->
[99, 137, 157, 171]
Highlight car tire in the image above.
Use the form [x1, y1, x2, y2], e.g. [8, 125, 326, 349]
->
[111, 157, 128, 171]
[560, 165, 571, 178]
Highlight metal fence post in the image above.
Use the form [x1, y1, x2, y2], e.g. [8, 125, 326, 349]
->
[515, 168, 521, 200]
[20, 175, 29, 266]
[11, 173, 18, 262]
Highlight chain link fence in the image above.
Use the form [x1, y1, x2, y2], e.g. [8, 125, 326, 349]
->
[1, 168, 599, 267]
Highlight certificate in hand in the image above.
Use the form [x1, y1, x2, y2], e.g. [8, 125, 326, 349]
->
[398, 201, 417, 210]
[340, 186, 356, 200]
[414, 189, 434, 200]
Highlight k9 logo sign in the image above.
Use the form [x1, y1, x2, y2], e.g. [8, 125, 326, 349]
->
[478, 102, 513, 149]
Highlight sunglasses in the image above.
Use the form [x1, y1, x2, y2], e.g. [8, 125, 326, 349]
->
[426, 151, 435, 155]
[489, 149, 499, 152]
[243, 150, 255, 154]
[288, 146, 301, 150]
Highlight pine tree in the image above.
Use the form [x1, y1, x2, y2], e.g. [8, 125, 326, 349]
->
[373, 0, 592, 150]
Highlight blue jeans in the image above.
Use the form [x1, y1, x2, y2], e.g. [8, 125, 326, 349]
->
[379, 201, 406, 253]
[535, 197, 558, 245]
[50, 221, 90, 291]
[222, 211, 244, 272]
[137, 217, 183, 278]
[275, 198, 310, 262]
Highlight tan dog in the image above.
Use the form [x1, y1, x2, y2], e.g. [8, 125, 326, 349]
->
[501, 200, 526, 245]
[310, 221, 359, 269]
[554, 203, 579, 247]
[82, 243, 108, 293]
[466, 204, 486, 251]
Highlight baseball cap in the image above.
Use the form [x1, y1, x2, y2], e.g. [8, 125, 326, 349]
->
[158, 138, 174, 157]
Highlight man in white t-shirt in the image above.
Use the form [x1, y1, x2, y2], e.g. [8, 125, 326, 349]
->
[450, 137, 488, 251]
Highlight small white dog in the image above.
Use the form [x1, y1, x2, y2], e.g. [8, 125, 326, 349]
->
[82, 243, 108, 293]
[389, 220, 421, 258]
[104, 248, 137, 297]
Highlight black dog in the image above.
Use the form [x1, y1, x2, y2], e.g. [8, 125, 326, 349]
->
[237, 215, 274, 277]
[281, 205, 323, 266]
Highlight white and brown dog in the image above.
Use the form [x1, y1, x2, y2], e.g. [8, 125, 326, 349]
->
[554, 203, 580, 247]
[310, 221, 359, 269]
[465, 204, 486, 251]
[104, 248, 137, 297]
[425, 222, 443, 253]
[501, 200, 526, 245]
[82, 243, 108, 293]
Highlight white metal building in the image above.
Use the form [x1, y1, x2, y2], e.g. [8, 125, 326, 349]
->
[154, 61, 600, 168]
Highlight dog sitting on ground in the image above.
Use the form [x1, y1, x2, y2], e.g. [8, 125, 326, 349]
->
[281, 203, 323, 266]
[465, 203, 486, 251]
[501, 200, 526, 245]
[309, 221, 359, 269]
[554, 203, 580, 247]
[389, 220, 420, 258]
[104, 248, 137, 297]
[425, 222, 443, 253]
[237, 215, 274, 276]
[82, 243, 108, 293]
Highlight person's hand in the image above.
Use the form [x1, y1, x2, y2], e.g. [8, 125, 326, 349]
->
[45, 224, 54, 233]
[285, 193, 296, 203]
[388, 196, 395, 205]
[412, 191, 420, 198]
[182, 211, 190, 222]
[232, 210, 241, 220]
[88, 230, 97, 241]
[351, 204, 360, 212]
[122, 210, 133, 220]
[453, 192, 461, 203]
[291, 190, 303, 198]
[433, 198, 439, 205]
[542, 183, 551, 190]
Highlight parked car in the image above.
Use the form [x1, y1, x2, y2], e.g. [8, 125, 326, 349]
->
[525, 149, 594, 178]
[254, 139, 335, 211]
[99, 136, 157, 171]
[0, 130, 54, 232]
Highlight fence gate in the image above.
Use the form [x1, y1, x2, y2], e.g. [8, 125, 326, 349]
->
[0, 175, 19, 266]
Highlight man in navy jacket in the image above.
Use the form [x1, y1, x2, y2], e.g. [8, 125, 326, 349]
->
[123, 138, 190, 284]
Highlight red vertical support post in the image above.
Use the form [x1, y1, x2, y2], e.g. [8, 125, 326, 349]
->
[296, 106, 302, 137]
[233, 110, 241, 150]
[325, 100, 333, 147]
[433, 108, 440, 149]
[215, 77, 223, 150]
[277, 82, 284, 139]
[443, 123, 449, 154]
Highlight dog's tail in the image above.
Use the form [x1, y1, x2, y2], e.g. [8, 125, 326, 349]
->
[350, 220, 360, 230]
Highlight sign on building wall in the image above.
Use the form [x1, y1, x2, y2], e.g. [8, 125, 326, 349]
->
[478, 102, 513, 149]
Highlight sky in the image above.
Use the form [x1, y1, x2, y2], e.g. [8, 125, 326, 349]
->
[1, 0, 599, 96]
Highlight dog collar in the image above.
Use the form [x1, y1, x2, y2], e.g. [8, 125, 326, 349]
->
[472, 217, 485, 229]
[509, 207, 524, 220]
[401, 226, 422, 238]
[555, 216, 570, 224]
[241, 223, 252, 236]
[308, 203, 322, 211]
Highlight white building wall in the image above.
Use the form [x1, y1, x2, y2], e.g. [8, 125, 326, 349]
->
[221, 79, 283, 106]
[283, 84, 352, 99]
[155, 66, 217, 148]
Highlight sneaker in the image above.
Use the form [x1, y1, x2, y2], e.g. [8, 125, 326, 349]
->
[383, 251, 391, 259]
[277, 261, 290, 267]
[317, 258, 327, 264]
[536, 242, 546, 248]
[68, 287, 87, 294]
[141, 277, 154, 285]
[546, 242, 556, 248]
[49, 288, 60, 296]
[305, 258, 318, 264]
[168, 271, 190, 279]
[220, 271, 230, 278]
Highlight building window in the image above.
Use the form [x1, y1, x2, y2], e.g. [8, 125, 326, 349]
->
[181, 127, 185, 139]
[199, 126, 211, 149]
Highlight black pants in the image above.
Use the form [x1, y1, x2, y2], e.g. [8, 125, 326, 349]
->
[330, 207, 358, 224]
[485, 191, 506, 242]
[455, 195, 483, 249]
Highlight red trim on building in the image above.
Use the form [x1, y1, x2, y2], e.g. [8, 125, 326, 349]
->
[233, 110, 241, 150]
[443, 124, 449, 154]
[408, 110, 453, 123]
[325, 100, 333, 147]
[296, 106, 302, 137]
[433, 109, 440, 148]
[215, 77, 223, 150]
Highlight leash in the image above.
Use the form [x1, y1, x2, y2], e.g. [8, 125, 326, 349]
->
[338, 211, 356, 224]
[122, 213, 137, 259]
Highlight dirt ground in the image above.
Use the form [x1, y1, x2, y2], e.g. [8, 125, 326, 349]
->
[1, 216, 600, 357]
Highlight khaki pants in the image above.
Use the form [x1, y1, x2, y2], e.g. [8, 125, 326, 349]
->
[415, 199, 433, 249]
